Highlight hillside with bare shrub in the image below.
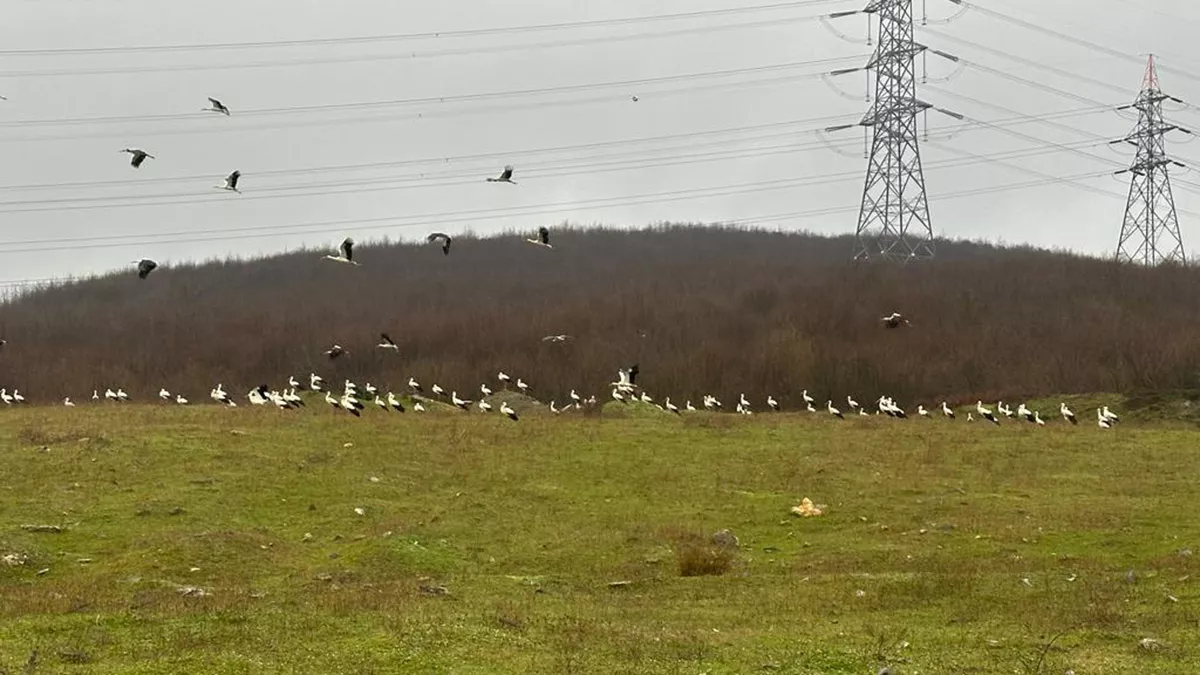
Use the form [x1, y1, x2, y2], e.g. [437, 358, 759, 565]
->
[2, 225, 1198, 405]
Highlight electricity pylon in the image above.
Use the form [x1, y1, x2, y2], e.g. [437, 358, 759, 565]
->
[1114, 55, 1190, 266]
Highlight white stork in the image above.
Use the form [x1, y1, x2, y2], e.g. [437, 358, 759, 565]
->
[480, 383, 493, 397]
[827, 400, 844, 419]
[387, 391, 405, 412]
[941, 401, 956, 419]
[377, 333, 400, 351]
[159, 388, 171, 401]
[917, 405, 929, 417]
[570, 389, 582, 407]
[767, 396, 780, 412]
[426, 232, 452, 256]
[134, 259, 158, 279]
[486, 164, 517, 184]
[1097, 408, 1111, 429]
[63, 397, 75, 407]
[802, 389, 815, 406]
[203, 97, 231, 115]
[309, 373, 324, 391]
[526, 226, 553, 249]
[121, 148, 155, 168]
[478, 399, 492, 413]
[323, 238, 359, 265]
[664, 398, 680, 415]
[1101, 406, 1120, 424]
[498, 371, 511, 387]
[847, 395, 860, 411]
[881, 312, 910, 328]
[451, 391, 471, 410]
[1060, 402, 1078, 425]
[500, 401, 519, 421]
[176, 394, 188, 405]
[1, 389, 14, 405]
[685, 400, 696, 412]
[431, 384, 445, 397]
[976, 401, 1000, 425]
[407, 376, 423, 393]
[215, 170, 241, 193]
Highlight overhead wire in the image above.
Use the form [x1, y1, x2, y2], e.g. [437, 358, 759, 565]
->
[0, 144, 1122, 252]
[0, 0, 852, 56]
[0, 15, 833, 78]
[0, 106, 1113, 213]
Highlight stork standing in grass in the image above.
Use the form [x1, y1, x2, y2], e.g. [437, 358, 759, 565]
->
[847, 395, 860, 412]
[767, 396, 780, 412]
[309, 373, 324, 391]
[407, 376, 423, 394]
[664, 398, 680, 415]
[323, 238, 359, 265]
[431, 384, 444, 398]
[1102, 406, 1120, 425]
[826, 400, 844, 419]
[976, 401, 1000, 425]
[478, 399, 492, 413]
[387, 392, 406, 412]
[941, 401, 956, 419]
[1060, 402, 1078, 425]
[802, 390, 815, 407]
[500, 401, 519, 421]
[1097, 408, 1112, 429]
[516, 378, 530, 395]
[63, 397, 75, 407]
[451, 391, 471, 410]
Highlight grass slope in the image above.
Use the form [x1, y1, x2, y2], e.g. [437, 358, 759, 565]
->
[1, 404, 1198, 673]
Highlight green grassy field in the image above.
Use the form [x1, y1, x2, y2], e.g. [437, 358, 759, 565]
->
[1, 401, 1197, 673]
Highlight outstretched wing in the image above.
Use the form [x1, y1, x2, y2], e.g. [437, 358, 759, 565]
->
[500, 165, 514, 181]
[226, 170, 240, 189]
[341, 237, 355, 261]
[380, 332, 395, 346]
[137, 259, 157, 279]
[427, 232, 452, 255]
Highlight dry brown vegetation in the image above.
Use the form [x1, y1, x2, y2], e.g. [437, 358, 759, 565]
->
[2, 224, 1200, 404]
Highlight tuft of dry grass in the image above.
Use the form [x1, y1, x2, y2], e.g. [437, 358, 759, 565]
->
[670, 530, 738, 577]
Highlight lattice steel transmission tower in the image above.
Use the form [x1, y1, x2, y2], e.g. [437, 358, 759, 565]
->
[827, 0, 954, 262]
[1114, 55, 1190, 266]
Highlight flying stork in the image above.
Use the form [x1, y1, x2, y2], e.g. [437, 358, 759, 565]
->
[323, 237, 359, 265]
[215, 170, 241, 193]
[324, 344, 346, 360]
[203, 97, 231, 115]
[542, 334, 572, 343]
[377, 333, 400, 351]
[426, 232, 452, 255]
[133, 259, 158, 279]
[1060, 402, 1077, 425]
[881, 312, 910, 329]
[526, 226, 553, 249]
[120, 148, 155, 168]
[486, 164, 517, 184]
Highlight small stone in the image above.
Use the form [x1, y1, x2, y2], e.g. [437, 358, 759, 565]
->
[369, 476, 380, 483]
[169, 507, 186, 516]
[711, 529, 739, 550]
[354, 507, 365, 516]
[301, 532, 314, 542]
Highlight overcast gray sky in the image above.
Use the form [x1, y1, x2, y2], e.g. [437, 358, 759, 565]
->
[0, 0, 1196, 290]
